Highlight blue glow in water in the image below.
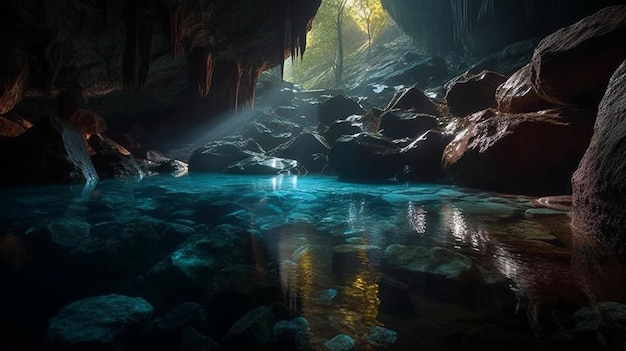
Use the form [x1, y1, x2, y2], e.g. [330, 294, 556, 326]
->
[1, 173, 625, 350]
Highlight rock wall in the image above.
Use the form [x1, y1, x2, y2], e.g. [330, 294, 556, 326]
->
[572, 59, 626, 255]
[0, 0, 321, 128]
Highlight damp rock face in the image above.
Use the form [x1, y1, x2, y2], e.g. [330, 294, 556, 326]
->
[45, 294, 154, 351]
[0, 115, 98, 185]
[572, 59, 626, 254]
[530, 5, 626, 107]
[442, 108, 594, 195]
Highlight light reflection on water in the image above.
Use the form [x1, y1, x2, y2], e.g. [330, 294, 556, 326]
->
[2, 173, 626, 350]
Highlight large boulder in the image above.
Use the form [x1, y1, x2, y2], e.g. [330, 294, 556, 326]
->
[188, 139, 264, 172]
[530, 5, 626, 107]
[572, 59, 626, 254]
[445, 70, 507, 117]
[442, 108, 595, 195]
[0, 115, 98, 185]
[89, 134, 144, 178]
[0, 112, 32, 137]
[317, 95, 364, 125]
[384, 86, 439, 116]
[328, 133, 402, 182]
[398, 130, 455, 182]
[496, 64, 557, 113]
[378, 110, 439, 140]
[270, 132, 330, 173]
[46, 294, 154, 351]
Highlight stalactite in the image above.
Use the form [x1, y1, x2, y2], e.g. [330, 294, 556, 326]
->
[236, 64, 258, 112]
[189, 46, 214, 98]
[165, 0, 184, 57]
[275, 0, 288, 80]
[122, 0, 153, 93]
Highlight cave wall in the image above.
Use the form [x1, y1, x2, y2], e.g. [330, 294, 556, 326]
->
[0, 0, 321, 132]
[380, 0, 626, 56]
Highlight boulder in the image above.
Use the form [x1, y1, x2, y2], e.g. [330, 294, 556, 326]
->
[572, 59, 626, 254]
[378, 109, 438, 140]
[398, 130, 455, 182]
[496, 64, 557, 113]
[270, 132, 330, 173]
[382, 244, 483, 299]
[89, 134, 144, 178]
[445, 70, 507, 117]
[317, 95, 364, 125]
[384, 86, 439, 116]
[0, 115, 98, 185]
[45, 294, 154, 351]
[188, 139, 263, 172]
[443, 108, 595, 195]
[241, 116, 302, 152]
[223, 153, 300, 175]
[323, 120, 362, 145]
[328, 133, 402, 182]
[67, 108, 107, 137]
[530, 5, 626, 107]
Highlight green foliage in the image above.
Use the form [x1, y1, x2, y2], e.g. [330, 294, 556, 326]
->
[286, 0, 391, 87]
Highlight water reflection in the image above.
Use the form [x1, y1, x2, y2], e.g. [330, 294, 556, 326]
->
[407, 201, 427, 234]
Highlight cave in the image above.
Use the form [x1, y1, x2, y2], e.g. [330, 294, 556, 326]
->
[1, 1, 626, 350]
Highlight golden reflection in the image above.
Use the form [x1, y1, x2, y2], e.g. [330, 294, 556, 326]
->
[341, 269, 381, 333]
[407, 201, 427, 234]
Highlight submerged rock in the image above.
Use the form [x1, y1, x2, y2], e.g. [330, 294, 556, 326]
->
[221, 306, 276, 351]
[45, 294, 154, 350]
[324, 333, 356, 351]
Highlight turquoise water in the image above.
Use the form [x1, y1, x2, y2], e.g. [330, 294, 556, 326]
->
[1, 174, 625, 350]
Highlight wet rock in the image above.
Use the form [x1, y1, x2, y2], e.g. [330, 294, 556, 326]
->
[0, 111, 32, 137]
[188, 139, 263, 172]
[496, 64, 557, 113]
[142, 224, 253, 308]
[324, 333, 355, 351]
[367, 326, 398, 348]
[271, 319, 310, 351]
[270, 132, 330, 173]
[445, 70, 507, 117]
[204, 265, 282, 338]
[378, 109, 438, 139]
[398, 130, 455, 182]
[0, 115, 98, 185]
[45, 294, 154, 351]
[328, 133, 403, 182]
[384, 86, 439, 116]
[154, 303, 208, 350]
[223, 153, 300, 175]
[382, 244, 483, 299]
[221, 306, 276, 351]
[385, 56, 448, 88]
[241, 117, 302, 152]
[572, 59, 626, 254]
[140, 150, 188, 177]
[89, 134, 143, 178]
[530, 5, 626, 107]
[323, 120, 363, 146]
[573, 302, 626, 350]
[0, 49, 29, 114]
[442, 108, 594, 195]
[318, 95, 364, 125]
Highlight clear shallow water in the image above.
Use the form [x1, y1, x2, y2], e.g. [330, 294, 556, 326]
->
[1, 174, 625, 350]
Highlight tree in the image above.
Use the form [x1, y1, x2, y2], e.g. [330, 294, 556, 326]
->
[352, 0, 389, 57]
[328, 0, 349, 87]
